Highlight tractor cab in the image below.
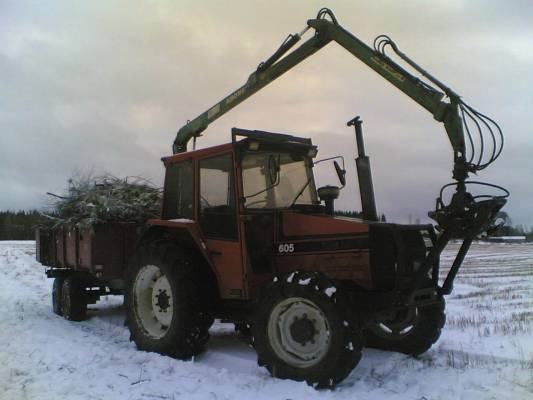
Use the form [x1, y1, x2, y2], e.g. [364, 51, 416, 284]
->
[160, 127, 369, 300]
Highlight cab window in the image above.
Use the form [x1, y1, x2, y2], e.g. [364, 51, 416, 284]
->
[199, 153, 238, 239]
[162, 160, 193, 219]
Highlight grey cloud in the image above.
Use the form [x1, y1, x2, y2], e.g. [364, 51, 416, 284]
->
[0, 0, 531, 226]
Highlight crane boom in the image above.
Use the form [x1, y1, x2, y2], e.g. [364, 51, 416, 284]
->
[173, 8, 503, 188]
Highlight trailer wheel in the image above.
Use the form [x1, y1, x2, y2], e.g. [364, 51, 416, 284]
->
[126, 241, 210, 359]
[251, 272, 363, 388]
[52, 277, 64, 315]
[365, 297, 445, 356]
[61, 276, 88, 321]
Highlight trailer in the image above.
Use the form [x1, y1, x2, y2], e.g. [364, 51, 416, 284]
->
[37, 223, 140, 320]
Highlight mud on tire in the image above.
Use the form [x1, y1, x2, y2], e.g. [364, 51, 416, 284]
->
[126, 241, 211, 359]
[251, 271, 363, 388]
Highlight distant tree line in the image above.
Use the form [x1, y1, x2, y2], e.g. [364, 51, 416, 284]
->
[2, 209, 380, 239]
[491, 224, 533, 241]
[334, 210, 364, 219]
[0, 210, 48, 240]
[334, 210, 387, 221]
[487, 211, 533, 241]
[0, 208, 531, 241]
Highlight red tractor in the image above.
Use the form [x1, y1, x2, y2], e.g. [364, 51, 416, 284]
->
[41, 9, 507, 387]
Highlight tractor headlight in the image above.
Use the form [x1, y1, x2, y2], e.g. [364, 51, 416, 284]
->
[248, 141, 260, 151]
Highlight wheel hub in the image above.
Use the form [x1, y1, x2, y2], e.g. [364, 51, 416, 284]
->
[154, 289, 170, 312]
[151, 275, 173, 327]
[290, 315, 317, 345]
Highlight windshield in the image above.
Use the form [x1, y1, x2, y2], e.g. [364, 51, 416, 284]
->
[242, 152, 318, 209]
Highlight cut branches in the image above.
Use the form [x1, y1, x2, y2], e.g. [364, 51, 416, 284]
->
[45, 175, 161, 230]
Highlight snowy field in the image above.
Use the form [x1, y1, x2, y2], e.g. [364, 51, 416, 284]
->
[0, 241, 531, 400]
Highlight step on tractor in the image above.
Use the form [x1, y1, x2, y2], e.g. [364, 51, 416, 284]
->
[40, 8, 508, 387]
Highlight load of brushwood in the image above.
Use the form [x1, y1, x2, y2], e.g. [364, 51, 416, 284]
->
[45, 175, 161, 230]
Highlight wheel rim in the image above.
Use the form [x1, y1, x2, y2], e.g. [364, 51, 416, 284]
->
[267, 297, 331, 368]
[372, 307, 418, 339]
[133, 265, 174, 339]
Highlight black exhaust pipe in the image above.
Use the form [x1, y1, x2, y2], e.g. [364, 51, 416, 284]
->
[347, 116, 378, 222]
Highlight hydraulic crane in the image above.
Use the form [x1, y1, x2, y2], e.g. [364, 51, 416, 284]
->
[172, 8, 507, 242]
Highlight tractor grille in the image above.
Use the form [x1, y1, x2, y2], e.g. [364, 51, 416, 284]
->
[369, 224, 428, 290]
[369, 224, 396, 289]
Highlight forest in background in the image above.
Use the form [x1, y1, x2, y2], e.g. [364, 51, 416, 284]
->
[0, 209, 531, 241]
[0, 210, 47, 240]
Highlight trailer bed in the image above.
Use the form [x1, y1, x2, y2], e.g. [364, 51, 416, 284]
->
[36, 223, 140, 282]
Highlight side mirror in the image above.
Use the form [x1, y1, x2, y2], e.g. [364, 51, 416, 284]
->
[334, 160, 346, 188]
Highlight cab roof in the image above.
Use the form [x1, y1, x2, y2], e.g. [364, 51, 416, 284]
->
[162, 127, 316, 166]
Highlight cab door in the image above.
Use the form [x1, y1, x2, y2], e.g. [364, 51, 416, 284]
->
[197, 152, 245, 299]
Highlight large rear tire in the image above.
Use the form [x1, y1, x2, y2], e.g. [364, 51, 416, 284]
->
[126, 241, 210, 359]
[251, 272, 363, 388]
[365, 297, 446, 356]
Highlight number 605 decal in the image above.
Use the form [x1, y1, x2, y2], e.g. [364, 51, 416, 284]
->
[278, 243, 295, 253]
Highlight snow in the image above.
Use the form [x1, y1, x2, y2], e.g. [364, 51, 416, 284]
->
[488, 236, 526, 240]
[286, 272, 295, 283]
[298, 277, 311, 285]
[1, 241, 532, 399]
[324, 287, 336, 297]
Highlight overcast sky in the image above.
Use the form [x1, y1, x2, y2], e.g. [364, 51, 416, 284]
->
[1, 0, 532, 227]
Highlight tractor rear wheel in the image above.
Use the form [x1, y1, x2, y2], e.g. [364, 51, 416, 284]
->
[365, 297, 446, 356]
[126, 241, 210, 359]
[251, 272, 363, 388]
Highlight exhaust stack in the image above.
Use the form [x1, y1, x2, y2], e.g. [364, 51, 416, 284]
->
[348, 116, 378, 221]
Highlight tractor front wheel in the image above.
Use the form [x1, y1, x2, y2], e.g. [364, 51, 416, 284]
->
[252, 272, 363, 388]
[365, 297, 446, 356]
